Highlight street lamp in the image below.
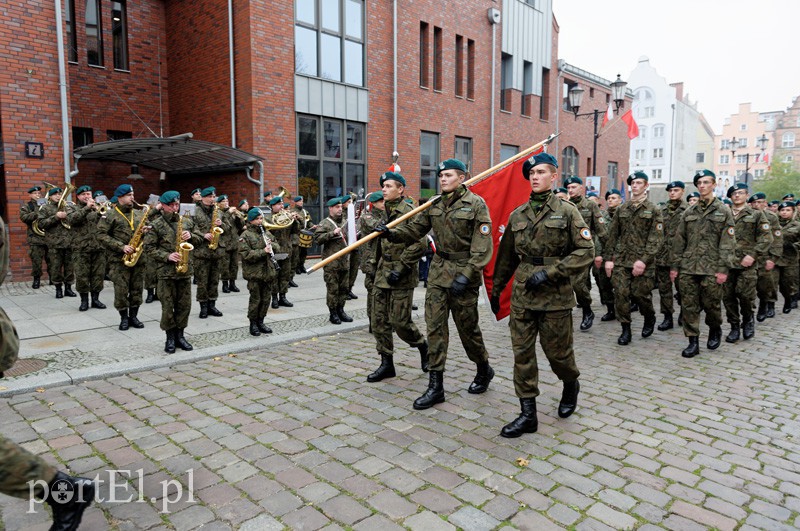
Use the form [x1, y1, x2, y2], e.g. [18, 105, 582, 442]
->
[729, 134, 769, 189]
[568, 74, 627, 177]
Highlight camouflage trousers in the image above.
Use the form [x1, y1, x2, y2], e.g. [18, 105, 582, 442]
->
[323, 267, 349, 309]
[157, 277, 192, 330]
[48, 247, 74, 285]
[570, 265, 592, 308]
[777, 264, 800, 301]
[194, 257, 220, 302]
[110, 263, 144, 310]
[756, 266, 778, 303]
[0, 435, 56, 499]
[246, 279, 272, 321]
[611, 267, 656, 324]
[509, 308, 580, 398]
[74, 250, 106, 294]
[144, 254, 157, 291]
[677, 273, 724, 337]
[291, 244, 301, 274]
[272, 257, 292, 295]
[723, 268, 757, 326]
[593, 263, 614, 306]
[28, 243, 49, 278]
[348, 249, 359, 291]
[656, 265, 679, 315]
[364, 273, 375, 325]
[372, 287, 425, 357]
[221, 251, 239, 282]
[425, 285, 489, 372]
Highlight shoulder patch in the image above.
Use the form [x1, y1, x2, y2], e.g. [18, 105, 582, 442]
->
[656, 222, 663, 231]
[580, 228, 592, 240]
[597, 216, 605, 224]
[762, 223, 770, 231]
[479, 223, 491, 235]
[727, 227, 735, 236]
[775, 230, 782, 237]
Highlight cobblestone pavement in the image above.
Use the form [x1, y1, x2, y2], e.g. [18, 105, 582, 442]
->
[2, 298, 800, 530]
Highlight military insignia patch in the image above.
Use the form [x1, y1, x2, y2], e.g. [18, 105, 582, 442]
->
[762, 223, 770, 231]
[656, 222, 663, 231]
[580, 228, 592, 240]
[776, 230, 782, 237]
[598, 217, 605, 223]
[479, 223, 491, 235]
[727, 227, 735, 236]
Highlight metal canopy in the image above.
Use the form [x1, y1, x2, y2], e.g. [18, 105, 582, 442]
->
[72, 133, 263, 175]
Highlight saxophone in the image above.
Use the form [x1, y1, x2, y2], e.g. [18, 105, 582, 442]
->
[208, 203, 224, 250]
[175, 211, 193, 274]
[122, 205, 151, 267]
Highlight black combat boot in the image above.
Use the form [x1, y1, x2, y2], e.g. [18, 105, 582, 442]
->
[46, 471, 95, 531]
[79, 293, 89, 312]
[288, 279, 298, 288]
[257, 320, 272, 334]
[145, 288, 155, 303]
[228, 280, 240, 292]
[742, 316, 755, 340]
[128, 306, 144, 328]
[249, 320, 261, 336]
[558, 380, 580, 418]
[207, 300, 223, 316]
[783, 298, 792, 314]
[579, 305, 594, 331]
[199, 301, 209, 319]
[221, 280, 230, 293]
[278, 294, 294, 307]
[468, 362, 494, 394]
[681, 336, 699, 358]
[600, 303, 615, 322]
[164, 329, 176, 353]
[329, 308, 341, 325]
[707, 326, 722, 350]
[55, 283, 64, 299]
[271, 294, 279, 309]
[641, 314, 656, 338]
[337, 306, 353, 322]
[367, 354, 396, 382]
[766, 302, 776, 318]
[118, 310, 129, 331]
[617, 323, 632, 345]
[64, 284, 76, 297]
[418, 340, 429, 372]
[657, 313, 673, 331]
[175, 329, 193, 350]
[32, 276, 40, 289]
[725, 325, 740, 343]
[90, 292, 106, 309]
[756, 300, 767, 322]
[347, 290, 358, 300]
[413, 370, 445, 410]
[501, 397, 538, 438]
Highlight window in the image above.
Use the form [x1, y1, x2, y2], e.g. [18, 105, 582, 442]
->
[719, 154, 730, 164]
[419, 22, 429, 87]
[738, 137, 747, 148]
[740, 123, 747, 131]
[294, 0, 365, 86]
[653, 148, 663, 158]
[521, 61, 533, 117]
[432, 26, 442, 91]
[639, 126, 647, 139]
[563, 81, 577, 112]
[783, 132, 796, 148]
[755, 169, 765, 178]
[112, 1, 128, 70]
[420, 132, 439, 199]
[797, 115, 800, 127]
[106, 130, 132, 141]
[561, 146, 578, 179]
[454, 35, 463, 97]
[719, 170, 729, 176]
[500, 53, 512, 112]
[607, 161, 618, 184]
[785, 155, 794, 163]
[634, 149, 645, 160]
[736, 155, 748, 164]
[735, 169, 745, 177]
[86, 0, 103, 66]
[652, 169, 662, 180]
[641, 106, 654, 118]
[72, 127, 94, 148]
[653, 125, 665, 138]
[466, 39, 475, 99]
[720, 139, 730, 150]
[696, 153, 705, 163]
[500, 144, 519, 162]
[454, 137, 472, 168]
[65, 0, 76, 62]
[540, 67, 550, 120]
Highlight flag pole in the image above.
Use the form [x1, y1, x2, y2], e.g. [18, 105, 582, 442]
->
[307, 133, 559, 274]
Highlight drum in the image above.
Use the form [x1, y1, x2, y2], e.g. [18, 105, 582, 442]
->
[298, 229, 314, 248]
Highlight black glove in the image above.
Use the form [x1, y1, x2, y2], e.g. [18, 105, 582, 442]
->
[386, 270, 402, 286]
[374, 224, 390, 238]
[450, 274, 470, 297]
[490, 295, 501, 315]
[525, 270, 549, 291]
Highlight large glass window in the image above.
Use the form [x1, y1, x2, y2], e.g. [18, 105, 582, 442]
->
[454, 137, 472, 169]
[420, 132, 439, 199]
[66, 0, 77, 62]
[294, 0, 365, 87]
[561, 146, 578, 179]
[500, 144, 519, 162]
[112, 0, 128, 70]
[86, 0, 103, 66]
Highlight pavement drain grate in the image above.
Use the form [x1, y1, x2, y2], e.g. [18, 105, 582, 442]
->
[4, 358, 48, 377]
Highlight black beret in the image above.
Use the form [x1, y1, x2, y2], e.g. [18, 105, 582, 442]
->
[555, 187, 568, 195]
[726, 182, 748, 198]
[782, 193, 795, 201]
[627, 171, 648, 185]
[605, 188, 622, 199]
[778, 201, 794, 210]
[687, 192, 700, 199]
[563, 176, 583, 187]
[693, 169, 716, 186]
[521, 152, 558, 179]
[666, 181, 685, 191]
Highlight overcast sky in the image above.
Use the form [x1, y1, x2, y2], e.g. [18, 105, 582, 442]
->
[555, 0, 800, 135]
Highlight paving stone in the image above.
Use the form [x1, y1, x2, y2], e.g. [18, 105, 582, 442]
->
[404, 510, 456, 531]
[367, 490, 417, 519]
[281, 505, 331, 530]
[410, 487, 461, 514]
[447, 506, 500, 531]
[587, 502, 638, 529]
[318, 495, 372, 525]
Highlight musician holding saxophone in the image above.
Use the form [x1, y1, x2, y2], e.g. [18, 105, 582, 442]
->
[37, 186, 76, 299]
[191, 187, 225, 318]
[67, 185, 107, 311]
[19, 185, 50, 289]
[144, 191, 198, 353]
[239, 207, 280, 336]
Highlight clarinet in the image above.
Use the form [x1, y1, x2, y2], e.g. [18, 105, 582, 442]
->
[259, 225, 280, 271]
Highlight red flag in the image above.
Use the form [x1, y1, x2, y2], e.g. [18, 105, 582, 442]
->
[471, 148, 543, 320]
[621, 109, 639, 139]
[601, 102, 613, 127]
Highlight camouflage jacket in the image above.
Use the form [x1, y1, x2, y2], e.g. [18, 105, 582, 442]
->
[144, 211, 200, 279]
[606, 198, 663, 269]
[392, 186, 492, 289]
[492, 193, 594, 311]
[191, 203, 225, 259]
[729, 205, 772, 270]
[19, 200, 46, 245]
[37, 199, 75, 249]
[761, 209, 783, 264]
[357, 207, 386, 275]
[97, 204, 149, 264]
[0, 217, 19, 375]
[777, 218, 800, 266]
[671, 197, 737, 275]
[239, 224, 280, 281]
[67, 200, 102, 252]
[374, 199, 425, 290]
[314, 215, 348, 271]
[570, 196, 606, 257]
[656, 199, 687, 266]
[292, 206, 313, 231]
[219, 210, 239, 252]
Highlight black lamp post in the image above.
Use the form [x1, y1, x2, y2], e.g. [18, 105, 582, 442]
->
[568, 74, 628, 177]
[729, 134, 768, 189]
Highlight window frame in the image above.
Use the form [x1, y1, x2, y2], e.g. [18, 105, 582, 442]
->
[112, 0, 129, 71]
[86, 0, 104, 67]
[420, 131, 440, 199]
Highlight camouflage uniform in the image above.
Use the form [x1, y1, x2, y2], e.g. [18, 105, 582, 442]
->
[67, 200, 106, 295]
[293, 206, 313, 273]
[605, 198, 664, 325]
[19, 199, 50, 280]
[265, 210, 297, 297]
[671, 197, 737, 337]
[97, 203, 147, 310]
[358, 206, 387, 324]
[391, 185, 492, 372]
[723, 206, 772, 327]
[776, 217, 800, 306]
[191, 203, 225, 304]
[569, 195, 606, 309]
[594, 207, 616, 308]
[656, 199, 687, 316]
[314, 214, 349, 310]
[219, 209, 240, 287]
[239, 224, 280, 321]
[491, 192, 593, 398]
[37, 199, 75, 285]
[757, 209, 783, 308]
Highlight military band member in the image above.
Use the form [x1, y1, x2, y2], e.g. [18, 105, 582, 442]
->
[191, 187, 225, 318]
[144, 191, 197, 353]
[776, 201, 800, 313]
[262, 190, 273, 206]
[144, 235, 159, 304]
[217, 195, 241, 294]
[655, 181, 687, 331]
[19, 185, 50, 288]
[341, 194, 360, 300]
[68, 185, 107, 311]
[378, 158, 494, 410]
[749, 192, 782, 321]
[239, 208, 280, 335]
[490, 152, 592, 437]
[266, 196, 296, 308]
[37, 186, 76, 298]
[358, 191, 386, 332]
[98, 184, 149, 330]
[722, 183, 772, 342]
[316, 197, 353, 324]
[191, 188, 202, 204]
[291, 195, 313, 275]
[670, 170, 737, 358]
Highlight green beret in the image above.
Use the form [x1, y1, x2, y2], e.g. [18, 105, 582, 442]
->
[666, 181, 685, 191]
[110, 195, 118, 204]
[563, 176, 583, 187]
[627, 171, 649, 185]
[284, 202, 291, 209]
[340, 195, 352, 203]
[293, 195, 303, 202]
[75, 185, 91, 195]
[437, 158, 467, 175]
[114, 184, 133, 197]
[693, 169, 716, 185]
[159, 190, 180, 204]
[605, 188, 621, 199]
[587, 191, 598, 198]
[200, 187, 216, 197]
[726, 183, 748, 198]
[368, 191, 384, 203]
[326, 197, 341, 207]
[782, 193, 795, 201]
[747, 192, 766, 203]
[92, 190, 104, 199]
[239, 199, 248, 207]
[47, 187, 62, 197]
[379, 171, 406, 187]
[268, 196, 283, 206]
[768, 200, 780, 206]
[263, 190, 272, 197]
[522, 152, 558, 179]
[687, 192, 700, 199]
[191, 188, 202, 196]
[246, 207, 263, 221]
[216, 194, 228, 202]
[722, 198, 733, 206]
[555, 187, 568, 195]
[27, 185, 42, 193]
